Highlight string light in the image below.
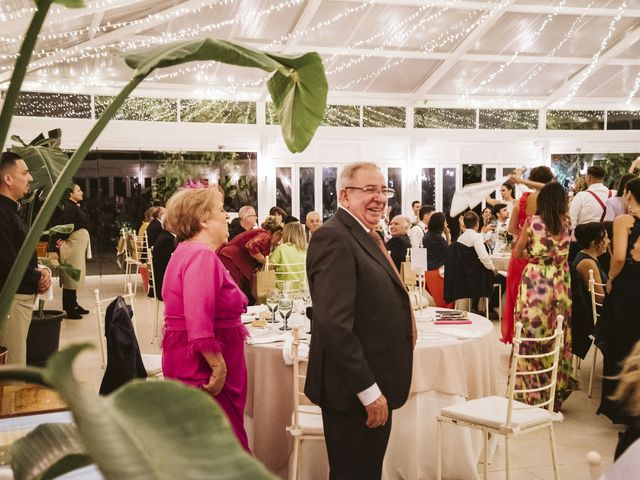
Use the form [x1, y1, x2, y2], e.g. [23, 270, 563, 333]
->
[363, 106, 405, 128]
[415, 107, 476, 129]
[553, 1, 627, 107]
[625, 72, 640, 110]
[0, 0, 140, 22]
[458, 0, 569, 103]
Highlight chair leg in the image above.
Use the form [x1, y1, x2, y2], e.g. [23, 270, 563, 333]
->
[124, 262, 130, 292]
[290, 437, 300, 480]
[548, 424, 559, 480]
[483, 429, 489, 480]
[97, 315, 105, 369]
[497, 284, 502, 322]
[152, 300, 161, 343]
[133, 264, 139, 295]
[505, 436, 511, 480]
[588, 344, 597, 398]
[436, 418, 443, 480]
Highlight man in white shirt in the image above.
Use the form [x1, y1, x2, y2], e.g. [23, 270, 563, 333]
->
[569, 165, 612, 261]
[455, 211, 497, 312]
[409, 205, 434, 248]
[411, 200, 421, 226]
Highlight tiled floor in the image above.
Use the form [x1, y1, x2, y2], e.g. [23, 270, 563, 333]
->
[53, 275, 622, 479]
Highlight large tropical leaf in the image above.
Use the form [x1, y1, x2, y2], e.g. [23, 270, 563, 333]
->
[124, 39, 328, 153]
[12, 423, 91, 480]
[51, 0, 85, 7]
[0, 345, 275, 479]
[11, 130, 73, 200]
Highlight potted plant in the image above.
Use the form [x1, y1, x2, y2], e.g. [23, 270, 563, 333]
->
[0, 0, 327, 477]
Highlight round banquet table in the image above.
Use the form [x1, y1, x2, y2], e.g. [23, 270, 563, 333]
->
[244, 308, 500, 480]
[491, 252, 511, 272]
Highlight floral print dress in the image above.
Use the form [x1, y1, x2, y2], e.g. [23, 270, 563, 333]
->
[514, 215, 577, 410]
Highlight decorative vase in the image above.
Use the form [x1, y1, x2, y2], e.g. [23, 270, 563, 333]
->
[27, 310, 64, 367]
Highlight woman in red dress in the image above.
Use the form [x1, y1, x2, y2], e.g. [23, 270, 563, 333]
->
[217, 216, 283, 304]
[501, 167, 553, 343]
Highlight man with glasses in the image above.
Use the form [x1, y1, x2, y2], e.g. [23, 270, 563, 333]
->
[228, 205, 257, 241]
[305, 162, 415, 479]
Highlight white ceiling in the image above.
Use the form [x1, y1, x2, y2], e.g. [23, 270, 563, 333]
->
[2, 0, 640, 109]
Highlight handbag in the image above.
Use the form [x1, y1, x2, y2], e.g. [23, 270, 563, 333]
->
[252, 256, 277, 304]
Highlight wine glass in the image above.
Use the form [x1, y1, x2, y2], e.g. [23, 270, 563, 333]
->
[266, 288, 281, 324]
[278, 296, 293, 331]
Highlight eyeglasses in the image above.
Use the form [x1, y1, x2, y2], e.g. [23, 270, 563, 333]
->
[345, 186, 395, 198]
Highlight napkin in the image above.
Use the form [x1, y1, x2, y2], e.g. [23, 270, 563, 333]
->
[282, 332, 309, 365]
[434, 326, 482, 339]
[247, 332, 288, 345]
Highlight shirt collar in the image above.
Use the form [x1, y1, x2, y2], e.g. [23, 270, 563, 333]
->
[0, 193, 20, 212]
[339, 205, 371, 233]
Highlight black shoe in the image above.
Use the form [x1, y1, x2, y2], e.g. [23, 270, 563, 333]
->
[65, 310, 82, 320]
[75, 305, 90, 315]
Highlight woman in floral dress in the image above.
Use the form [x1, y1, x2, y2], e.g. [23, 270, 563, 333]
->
[513, 182, 577, 411]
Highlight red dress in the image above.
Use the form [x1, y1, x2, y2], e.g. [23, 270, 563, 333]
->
[216, 228, 272, 304]
[501, 192, 530, 343]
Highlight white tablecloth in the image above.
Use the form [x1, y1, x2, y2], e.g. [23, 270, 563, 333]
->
[491, 253, 511, 272]
[245, 308, 500, 480]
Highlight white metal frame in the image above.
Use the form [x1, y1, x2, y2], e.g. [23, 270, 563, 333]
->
[147, 246, 163, 344]
[587, 268, 606, 398]
[436, 318, 565, 480]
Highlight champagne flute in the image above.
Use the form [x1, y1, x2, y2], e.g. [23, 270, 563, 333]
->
[266, 288, 281, 324]
[278, 296, 293, 331]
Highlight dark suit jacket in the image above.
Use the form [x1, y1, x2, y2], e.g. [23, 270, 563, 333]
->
[151, 229, 177, 301]
[146, 218, 163, 248]
[304, 208, 414, 412]
[100, 296, 147, 395]
[443, 242, 493, 303]
[385, 234, 411, 272]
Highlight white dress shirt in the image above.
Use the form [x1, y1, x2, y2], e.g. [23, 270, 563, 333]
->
[570, 183, 614, 231]
[409, 222, 427, 248]
[457, 229, 495, 271]
[337, 207, 382, 406]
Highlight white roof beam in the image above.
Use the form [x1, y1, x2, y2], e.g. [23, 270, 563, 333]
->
[240, 40, 640, 66]
[0, 0, 221, 84]
[88, 12, 105, 40]
[339, 0, 640, 17]
[282, 0, 324, 54]
[410, 0, 516, 102]
[542, 21, 640, 108]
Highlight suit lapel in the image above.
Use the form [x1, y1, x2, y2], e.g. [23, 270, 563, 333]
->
[335, 209, 406, 291]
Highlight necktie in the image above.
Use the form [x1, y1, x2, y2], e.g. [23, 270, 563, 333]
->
[368, 230, 403, 281]
[368, 230, 418, 347]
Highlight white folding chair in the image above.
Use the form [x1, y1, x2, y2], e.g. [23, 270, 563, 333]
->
[121, 228, 143, 294]
[286, 326, 323, 480]
[94, 282, 162, 377]
[272, 261, 307, 292]
[147, 246, 163, 344]
[587, 451, 602, 480]
[586, 268, 606, 398]
[492, 282, 502, 321]
[437, 317, 565, 480]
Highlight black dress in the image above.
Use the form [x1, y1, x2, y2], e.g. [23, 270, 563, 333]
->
[598, 217, 640, 424]
[570, 252, 607, 359]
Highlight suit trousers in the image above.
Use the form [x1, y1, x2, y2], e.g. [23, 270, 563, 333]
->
[321, 406, 393, 480]
[0, 294, 35, 366]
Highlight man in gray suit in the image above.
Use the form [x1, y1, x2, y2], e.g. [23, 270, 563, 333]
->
[305, 162, 415, 479]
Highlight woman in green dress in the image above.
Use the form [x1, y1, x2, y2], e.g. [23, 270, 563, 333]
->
[513, 181, 577, 411]
[270, 222, 307, 291]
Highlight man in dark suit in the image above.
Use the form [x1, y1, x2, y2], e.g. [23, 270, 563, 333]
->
[146, 207, 165, 248]
[305, 162, 415, 479]
[150, 227, 177, 301]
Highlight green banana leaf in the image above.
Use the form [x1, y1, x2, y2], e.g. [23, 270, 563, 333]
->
[0, 345, 275, 479]
[37, 258, 80, 282]
[42, 224, 74, 236]
[11, 130, 74, 202]
[124, 39, 328, 153]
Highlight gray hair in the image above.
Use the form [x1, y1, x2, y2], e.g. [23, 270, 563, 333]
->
[305, 211, 321, 221]
[392, 215, 411, 230]
[337, 162, 381, 193]
[238, 205, 256, 219]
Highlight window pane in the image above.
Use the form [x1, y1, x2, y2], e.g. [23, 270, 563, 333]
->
[463, 165, 482, 215]
[387, 167, 402, 220]
[180, 100, 256, 124]
[607, 111, 640, 130]
[479, 109, 537, 129]
[322, 105, 360, 127]
[503, 167, 517, 177]
[363, 106, 406, 128]
[421, 168, 436, 206]
[15, 91, 91, 118]
[442, 168, 457, 213]
[276, 167, 292, 216]
[546, 110, 604, 130]
[95, 96, 177, 122]
[414, 108, 476, 129]
[322, 167, 337, 221]
[299, 167, 315, 223]
[486, 168, 497, 200]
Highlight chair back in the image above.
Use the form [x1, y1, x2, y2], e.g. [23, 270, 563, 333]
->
[289, 326, 318, 431]
[147, 246, 156, 298]
[94, 282, 137, 368]
[271, 261, 307, 292]
[588, 269, 605, 328]
[505, 316, 565, 423]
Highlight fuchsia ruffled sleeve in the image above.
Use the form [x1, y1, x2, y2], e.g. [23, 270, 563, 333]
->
[182, 248, 224, 354]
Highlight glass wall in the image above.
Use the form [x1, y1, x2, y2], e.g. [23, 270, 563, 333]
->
[299, 167, 315, 223]
[442, 167, 457, 213]
[322, 167, 338, 221]
[387, 167, 402, 219]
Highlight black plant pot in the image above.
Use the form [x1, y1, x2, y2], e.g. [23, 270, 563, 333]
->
[27, 310, 64, 367]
